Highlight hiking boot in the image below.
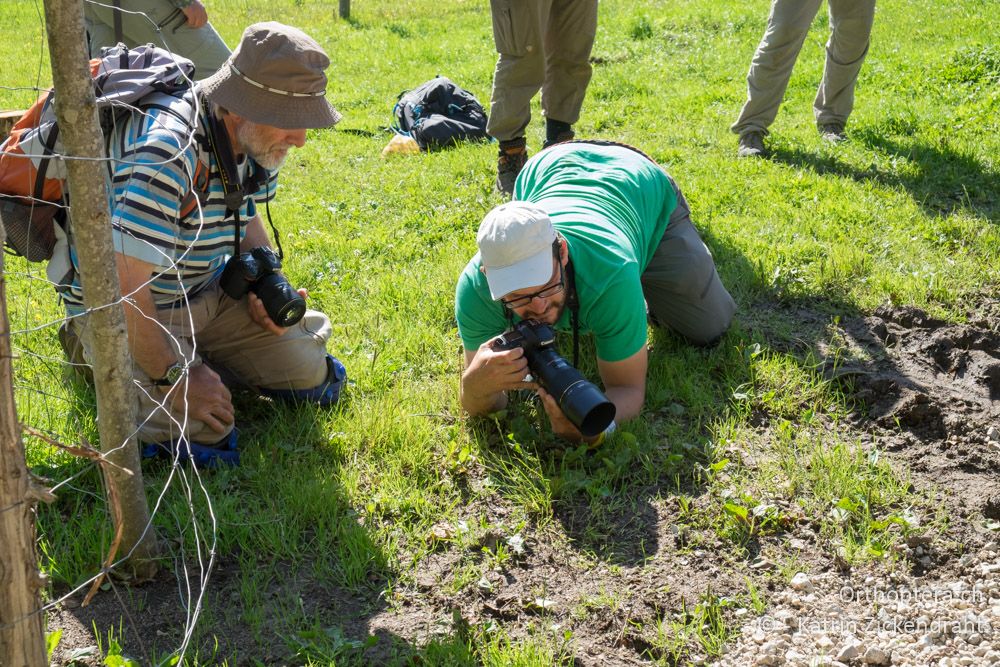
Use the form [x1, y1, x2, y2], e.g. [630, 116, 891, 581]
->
[819, 122, 847, 143]
[542, 129, 575, 149]
[737, 131, 766, 158]
[496, 138, 528, 196]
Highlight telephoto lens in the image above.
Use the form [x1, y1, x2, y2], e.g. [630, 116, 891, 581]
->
[252, 273, 306, 327]
[492, 320, 616, 437]
[529, 347, 616, 437]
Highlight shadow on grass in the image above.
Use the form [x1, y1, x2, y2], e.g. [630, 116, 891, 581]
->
[768, 132, 998, 220]
[42, 394, 482, 666]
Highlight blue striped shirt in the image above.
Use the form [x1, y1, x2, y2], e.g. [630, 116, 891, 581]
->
[63, 88, 277, 313]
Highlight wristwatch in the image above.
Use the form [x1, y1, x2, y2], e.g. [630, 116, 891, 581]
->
[152, 361, 185, 387]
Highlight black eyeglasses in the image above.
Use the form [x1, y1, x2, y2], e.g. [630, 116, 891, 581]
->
[501, 243, 564, 310]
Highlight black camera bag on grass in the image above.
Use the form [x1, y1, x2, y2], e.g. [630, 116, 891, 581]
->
[393, 76, 489, 150]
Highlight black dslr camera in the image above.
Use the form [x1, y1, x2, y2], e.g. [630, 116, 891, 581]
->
[491, 319, 616, 438]
[219, 247, 306, 328]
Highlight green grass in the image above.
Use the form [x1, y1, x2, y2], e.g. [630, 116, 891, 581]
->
[3, 0, 999, 663]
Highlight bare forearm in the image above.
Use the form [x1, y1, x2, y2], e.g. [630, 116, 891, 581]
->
[603, 385, 645, 423]
[123, 286, 178, 379]
[460, 372, 508, 416]
[116, 254, 176, 378]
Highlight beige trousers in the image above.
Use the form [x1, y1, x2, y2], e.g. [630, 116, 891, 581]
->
[731, 0, 876, 135]
[66, 279, 331, 445]
[486, 0, 599, 142]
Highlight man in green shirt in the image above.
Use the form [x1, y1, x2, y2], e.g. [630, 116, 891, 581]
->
[455, 142, 735, 442]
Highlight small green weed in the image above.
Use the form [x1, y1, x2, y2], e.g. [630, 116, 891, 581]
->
[286, 626, 378, 666]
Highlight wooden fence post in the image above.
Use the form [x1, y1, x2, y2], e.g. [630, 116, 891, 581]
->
[340, 0, 350, 19]
[42, 0, 160, 579]
[0, 226, 48, 667]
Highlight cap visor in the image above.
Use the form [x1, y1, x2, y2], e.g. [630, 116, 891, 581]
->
[484, 246, 554, 301]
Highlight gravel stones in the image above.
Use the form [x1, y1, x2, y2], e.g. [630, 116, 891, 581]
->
[863, 646, 890, 664]
[836, 640, 861, 662]
[715, 541, 999, 667]
[791, 572, 815, 593]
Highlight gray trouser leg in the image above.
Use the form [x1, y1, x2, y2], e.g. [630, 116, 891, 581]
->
[731, 0, 822, 136]
[813, 0, 876, 127]
[541, 0, 598, 125]
[641, 182, 736, 345]
[84, 0, 231, 77]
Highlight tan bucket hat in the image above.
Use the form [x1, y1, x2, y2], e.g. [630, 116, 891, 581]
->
[200, 22, 342, 129]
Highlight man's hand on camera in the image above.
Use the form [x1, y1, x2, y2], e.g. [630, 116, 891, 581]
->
[467, 341, 538, 394]
[248, 288, 307, 336]
[160, 363, 233, 434]
[460, 340, 539, 415]
[536, 386, 585, 442]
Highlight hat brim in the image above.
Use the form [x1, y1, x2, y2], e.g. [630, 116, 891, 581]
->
[483, 244, 554, 301]
[199, 65, 342, 130]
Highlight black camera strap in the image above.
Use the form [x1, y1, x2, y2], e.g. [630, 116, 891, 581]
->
[204, 106, 285, 260]
[565, 258, 581, 368]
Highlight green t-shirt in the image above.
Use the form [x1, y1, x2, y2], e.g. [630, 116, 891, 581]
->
[455, 143, 677, 362]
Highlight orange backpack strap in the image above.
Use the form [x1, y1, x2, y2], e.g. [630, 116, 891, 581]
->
[179, 158, 210, 220]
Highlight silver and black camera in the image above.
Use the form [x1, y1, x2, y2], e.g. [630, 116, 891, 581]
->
[491, 319, 616, 437]
[219, 246, 306, 327]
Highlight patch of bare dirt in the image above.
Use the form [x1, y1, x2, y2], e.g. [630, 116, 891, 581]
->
[369, 494, 743, 666]
[830, 300, 1000, 526]
[48, 553, 384, 666]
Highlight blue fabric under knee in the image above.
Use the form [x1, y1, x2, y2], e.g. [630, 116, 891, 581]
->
[141, 428, 240, 468]
[258, 354, 347, 407]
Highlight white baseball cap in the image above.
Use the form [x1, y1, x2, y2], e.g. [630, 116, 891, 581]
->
[476, 202, 557, 300]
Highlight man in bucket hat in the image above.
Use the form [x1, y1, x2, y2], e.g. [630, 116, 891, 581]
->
[455, 141, 736, 443]
[58, 22, 346, 466]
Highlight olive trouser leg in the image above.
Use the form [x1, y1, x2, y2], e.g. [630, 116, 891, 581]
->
[486, 0, 597, 142]
[731, 0, 823, 136]
[84, 0, 231, 78]
[813, 0, 876, 127]
[641, 181, 736, 345]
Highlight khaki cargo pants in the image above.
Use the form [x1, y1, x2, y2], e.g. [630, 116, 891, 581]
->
[731, 0, 876, 135]
[63, 279, 332, 446]
[487, 0, 599, 142]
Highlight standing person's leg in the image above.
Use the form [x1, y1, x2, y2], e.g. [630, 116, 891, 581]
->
[155, 21, 231, 78]
[85, 0, 182, 51]
[84, 11, 116, 59]
[84, 0, 230, 77]
[486, 0, 549, 143]
[540, 0, 598, 148]
[640, 179, 736, 345]
[813, 0, 876, 132]
[488, 0, 550, 194]
[731, 0, 823, 137]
